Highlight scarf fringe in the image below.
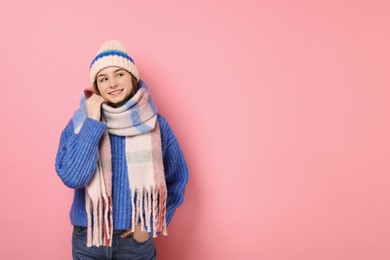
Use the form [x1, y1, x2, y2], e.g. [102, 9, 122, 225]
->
[131, 186, 168, 237]
[86, 194, 113, 247]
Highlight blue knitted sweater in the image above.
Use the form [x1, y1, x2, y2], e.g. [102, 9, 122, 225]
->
[55, 114, 189, 230]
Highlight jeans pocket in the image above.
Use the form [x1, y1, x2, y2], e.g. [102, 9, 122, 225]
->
[73, 226, 87, 236]
[129, 233, 152, 245]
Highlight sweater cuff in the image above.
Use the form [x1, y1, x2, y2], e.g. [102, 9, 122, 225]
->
[77, 118, 107, 143]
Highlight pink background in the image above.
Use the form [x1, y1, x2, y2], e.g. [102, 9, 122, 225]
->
[1, 0, 390, 259]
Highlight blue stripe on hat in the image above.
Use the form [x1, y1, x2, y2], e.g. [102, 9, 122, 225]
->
[90, 50, 135, 69]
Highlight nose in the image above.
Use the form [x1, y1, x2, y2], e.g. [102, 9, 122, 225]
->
[109, 77, 118, 88]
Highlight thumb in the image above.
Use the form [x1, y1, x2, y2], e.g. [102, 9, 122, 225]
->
[120, 230, 133, 238]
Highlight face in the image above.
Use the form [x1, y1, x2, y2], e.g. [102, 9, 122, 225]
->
[95, 66, 134, 107]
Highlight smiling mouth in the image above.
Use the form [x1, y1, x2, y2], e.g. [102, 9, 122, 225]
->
[109, 89, 123, 96]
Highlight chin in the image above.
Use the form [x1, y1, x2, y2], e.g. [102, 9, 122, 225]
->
[108, 99, 126, 108]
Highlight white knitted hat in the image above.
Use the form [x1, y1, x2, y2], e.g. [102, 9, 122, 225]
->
[89, 40, 139, 84]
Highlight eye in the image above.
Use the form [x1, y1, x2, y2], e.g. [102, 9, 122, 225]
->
[99, 77, 108, 83]
[116, 73, 124, 77]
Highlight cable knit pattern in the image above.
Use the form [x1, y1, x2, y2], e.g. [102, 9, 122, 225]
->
[55, 114, 189, 230]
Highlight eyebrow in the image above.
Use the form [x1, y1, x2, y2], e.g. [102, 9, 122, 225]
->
[97, 68, 126, 78]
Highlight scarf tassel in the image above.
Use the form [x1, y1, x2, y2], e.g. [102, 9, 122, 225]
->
[131, 186, 168, 237]
[86, 194, 113, 247]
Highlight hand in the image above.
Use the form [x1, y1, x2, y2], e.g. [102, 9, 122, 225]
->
[85, 93, 106, 121]
[120, 224, 150, 243]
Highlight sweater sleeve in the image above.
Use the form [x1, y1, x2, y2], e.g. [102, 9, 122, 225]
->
[55, 117, 107, 189]
[158, 115, 190, 227]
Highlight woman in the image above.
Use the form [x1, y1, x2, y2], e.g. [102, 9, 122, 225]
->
[55, 40, 189, 259]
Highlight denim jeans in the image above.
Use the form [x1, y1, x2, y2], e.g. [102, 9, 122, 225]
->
[72, 226, 156, 260]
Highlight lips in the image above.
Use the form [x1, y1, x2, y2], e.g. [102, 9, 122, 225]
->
[109, 89, 123, 96]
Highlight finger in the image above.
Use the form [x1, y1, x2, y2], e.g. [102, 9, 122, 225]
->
[120, 230, 133, 238]
[86, 95, 105, 104]
[97, 98, 107, 104]
[90, 94, 106, 103]
[87, 94, 102, 101]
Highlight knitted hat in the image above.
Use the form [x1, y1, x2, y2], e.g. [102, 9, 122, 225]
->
[89, 40, 139, 84]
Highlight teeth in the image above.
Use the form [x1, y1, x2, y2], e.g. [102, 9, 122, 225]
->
[110, 90, 122, 94]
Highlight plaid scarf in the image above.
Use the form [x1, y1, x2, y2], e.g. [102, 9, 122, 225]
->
[72, 80, 167, 247]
